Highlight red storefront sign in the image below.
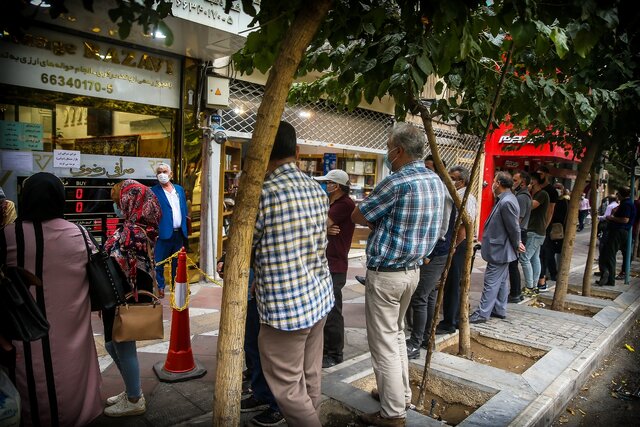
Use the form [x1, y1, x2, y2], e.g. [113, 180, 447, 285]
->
[478, 124, 580, 239]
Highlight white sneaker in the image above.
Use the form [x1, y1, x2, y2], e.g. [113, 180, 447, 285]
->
[106, 391, 127, 406]
[103, 395, 146, 417]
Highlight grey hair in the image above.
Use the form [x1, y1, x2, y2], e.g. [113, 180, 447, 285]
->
[390, 122, 425, 160]
[156, 162, 172, 173]
[449, 166, 470, 185]
[495, 171, 514, 189]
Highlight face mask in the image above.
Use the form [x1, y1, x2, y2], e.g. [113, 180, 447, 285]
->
[325, 183, 338, 195]
[157, 173, 170, 184]
[113, 202, 124, 218]
[384, 147, 399, 171]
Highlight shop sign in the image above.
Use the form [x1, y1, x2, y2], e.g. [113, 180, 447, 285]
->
[1, 149, 169, 180]
[0, 29, 179, 108]
[171, 0, 260, 34]
[498, 135, 531, 144]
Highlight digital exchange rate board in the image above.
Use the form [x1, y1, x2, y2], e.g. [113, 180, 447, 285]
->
[17, 176, 155, 245]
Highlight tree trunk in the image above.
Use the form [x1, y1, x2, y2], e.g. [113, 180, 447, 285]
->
[457, 230, 474, 356]
[212, 2, 332, 425]
[551, 136, 601, 310]
[582, 161, 599, 296]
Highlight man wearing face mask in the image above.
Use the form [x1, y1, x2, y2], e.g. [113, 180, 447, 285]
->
[314, 169, 355, 368]
[151, 162, 188, 298]
[470, 172, 524, 323]
[352, 123, 445, 427]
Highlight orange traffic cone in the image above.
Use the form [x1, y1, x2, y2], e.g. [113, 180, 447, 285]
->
[153, 247, 207, 382]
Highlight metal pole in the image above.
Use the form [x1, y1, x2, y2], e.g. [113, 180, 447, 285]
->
[626, 145, 638, 284]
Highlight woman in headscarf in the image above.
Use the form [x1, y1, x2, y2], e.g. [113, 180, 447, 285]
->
[0, 186, 17, 227]
[1, 172, 102, 426]
[101, 179, 160, 417]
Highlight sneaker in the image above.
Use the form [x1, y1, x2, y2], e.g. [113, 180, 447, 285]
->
[251, 408, 286, 426]
[106, 391, 127, 406]
[355, 275, 366, 285]
[241, 395, 270, 413]
[522, 287, 536, 296]
[405, 342, 421, 360]
[103, 395, 146, 417]
[490, 312, 506, 319]
[435, 324, 456, 335]
[508, 295, 523, 303]
[537, 283, 548, 292]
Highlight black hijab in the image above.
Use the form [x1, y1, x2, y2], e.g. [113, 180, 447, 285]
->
[19, 172, 65, 221]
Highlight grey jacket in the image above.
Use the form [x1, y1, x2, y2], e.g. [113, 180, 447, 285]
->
[481, 190, 521, 264]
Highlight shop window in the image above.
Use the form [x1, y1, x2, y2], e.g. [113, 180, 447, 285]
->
[54, 105, 172, 158]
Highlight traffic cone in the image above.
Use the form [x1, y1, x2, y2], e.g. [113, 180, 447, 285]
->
[153, 247, 207, 382]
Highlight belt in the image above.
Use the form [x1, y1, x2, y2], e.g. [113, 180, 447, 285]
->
[367, 264, 418, 273]
[173, 228, 181, 232]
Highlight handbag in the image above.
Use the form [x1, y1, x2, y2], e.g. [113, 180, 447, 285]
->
[112, 290, 163, 343]
[77, 225, 125, 311]
[0, 227, 50, 342]
[550, 222, 564, 240]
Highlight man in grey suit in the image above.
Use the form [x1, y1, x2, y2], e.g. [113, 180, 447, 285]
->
[470, 172, 525, 323]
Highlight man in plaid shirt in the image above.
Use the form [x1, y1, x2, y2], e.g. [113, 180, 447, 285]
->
[252, 121, 333, 427]
[352, 123, 445, 427]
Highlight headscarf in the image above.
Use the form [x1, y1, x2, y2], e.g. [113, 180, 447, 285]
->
[104, 180, 161, 290]
[0, 186, 17, 227]
[18, 172, 66, 221]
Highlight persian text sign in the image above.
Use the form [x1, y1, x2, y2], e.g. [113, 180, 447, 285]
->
[0, 29, 179, 108]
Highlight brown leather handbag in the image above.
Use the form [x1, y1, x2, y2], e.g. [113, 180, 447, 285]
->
[112, 291, 163, 342]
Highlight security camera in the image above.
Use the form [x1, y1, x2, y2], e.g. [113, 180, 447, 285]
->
[213, 129, 227, 144]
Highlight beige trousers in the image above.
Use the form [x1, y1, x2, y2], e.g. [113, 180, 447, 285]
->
[365, 269, 420, 418]
[258, 317, 326, 427]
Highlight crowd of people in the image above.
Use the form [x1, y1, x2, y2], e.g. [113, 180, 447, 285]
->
[1, 120, 638, 427]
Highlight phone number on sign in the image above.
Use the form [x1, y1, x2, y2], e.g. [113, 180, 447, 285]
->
[41, 73, 113, 94]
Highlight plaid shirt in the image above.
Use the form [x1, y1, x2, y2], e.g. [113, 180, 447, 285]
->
[359, 160, 445, 268]
[253, 163, 334, 331]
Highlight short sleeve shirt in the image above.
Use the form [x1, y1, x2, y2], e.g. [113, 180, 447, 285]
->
[327, 194, 356, 273]
[528, 190, 549, 236]
[358, 161, 445, 268]
[609, 198, 636, 231]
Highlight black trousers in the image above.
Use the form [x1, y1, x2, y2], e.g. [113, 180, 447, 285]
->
[509, 230, 527, 297]
[599, 228, 628, 286]
[439, 240, 467, 329]
[323, 272, 346, 361]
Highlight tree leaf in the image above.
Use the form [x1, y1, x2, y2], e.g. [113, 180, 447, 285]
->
[380, 46, 402, 64]
[435, 81, 444, 95]
[82, 0, 94, 13]
[550, 27, 569, 59]
[416, 54, 433, 76]
[118, 22, 131, 40]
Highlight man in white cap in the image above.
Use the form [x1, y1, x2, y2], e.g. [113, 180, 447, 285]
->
[315, 169, 355, 368]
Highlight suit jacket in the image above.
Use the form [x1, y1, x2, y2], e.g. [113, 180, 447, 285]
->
[481, 190, 521, 264]
[151, 183, 188, 240]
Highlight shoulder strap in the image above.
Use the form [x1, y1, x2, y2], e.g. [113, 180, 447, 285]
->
[75, 223, 91, 261]
[32, 221, 59, 427]
[15, 221, 41, 426]
[0, 226, 6, 266]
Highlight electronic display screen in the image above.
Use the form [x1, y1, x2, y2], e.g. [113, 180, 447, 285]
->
[17, 176, 156, 245]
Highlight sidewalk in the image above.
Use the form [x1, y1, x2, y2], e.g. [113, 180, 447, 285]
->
[88, 227, 640, 426]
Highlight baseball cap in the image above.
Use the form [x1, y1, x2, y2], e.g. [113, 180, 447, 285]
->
[315, 169, 350, 186]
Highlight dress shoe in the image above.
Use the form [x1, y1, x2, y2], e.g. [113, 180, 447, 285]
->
[355, 275, 366, 285]
[490, 312, 506, 319]
[405, 342, 420, 360]
[508, 295, 523, 303]
[359, 411, 406, 426]
[322, 356, 341, 368]
[435, 324, 456, 335]
[469, 313, 487, 324]
[370, 389, 413, 410]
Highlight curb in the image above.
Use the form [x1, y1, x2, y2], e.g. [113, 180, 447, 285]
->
[508, 286, 640, 426]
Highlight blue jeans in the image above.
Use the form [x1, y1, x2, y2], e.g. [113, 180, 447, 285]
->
[154, 230, 185, 291]
[105, 340, 141, 399]
[520, 232, 545, 288]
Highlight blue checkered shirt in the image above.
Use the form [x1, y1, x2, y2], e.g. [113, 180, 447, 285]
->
[253, 163, 334, 331]
[359, 161, 445, 268]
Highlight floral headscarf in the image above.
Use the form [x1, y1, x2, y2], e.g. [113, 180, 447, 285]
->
[104, 180, 161, 291]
